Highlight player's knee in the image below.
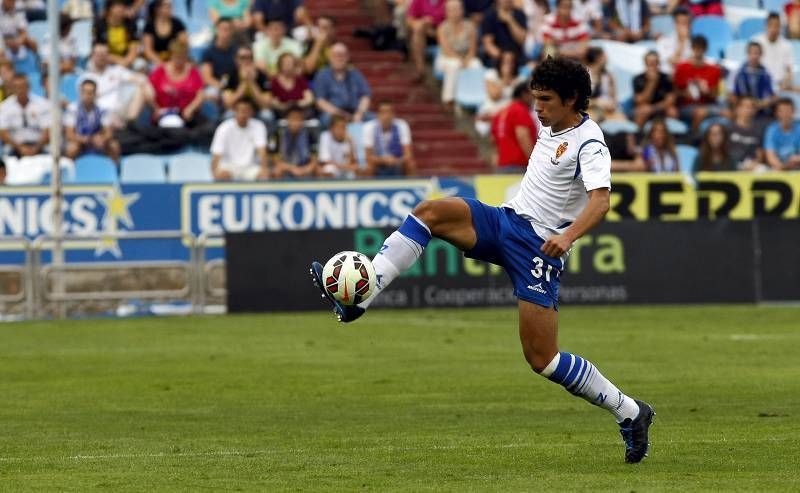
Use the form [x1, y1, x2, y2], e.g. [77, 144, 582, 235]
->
[412, 200, 439, 229]
[523, 347, 557, 373]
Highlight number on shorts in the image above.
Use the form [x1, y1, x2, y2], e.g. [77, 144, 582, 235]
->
[531, 257, 553, 282]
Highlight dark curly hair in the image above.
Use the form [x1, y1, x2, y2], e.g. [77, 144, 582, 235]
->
[529, 56, 591, 113]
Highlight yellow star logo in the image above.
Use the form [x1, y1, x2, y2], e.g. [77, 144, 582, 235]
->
[94, 186, 140, 257]
[424, 177, 460, 201]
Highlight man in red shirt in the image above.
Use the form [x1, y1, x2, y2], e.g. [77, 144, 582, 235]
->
[673, 34, 726, 130]
[491, 83, 538, 171]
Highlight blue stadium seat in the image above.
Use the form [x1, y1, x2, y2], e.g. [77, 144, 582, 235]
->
[691, 16, 734, 59]
[649, 15, 674, 38]
[27, 20, 48, 47]
[698, 116, 731, 134]
[665, 118, 689, 135]
[28, 72, 45, 97]
[761, 0, 787, 13]
[737, 17, 766, 39]
[42, 167, 74, 185]
[454, 67, 486, 110]
[13, 52, 38, 75]
[724, 0, 759, 8]
[608, 64, 636, 103]
[71, 155, 119, 184]
[72, 20, 93, 60]
[167, 153, 213, 183]
[600, 120, 639, 135]
[347, 122, 366, 167]
[725, 40, 748, 63]
[120, 154, 167, 183]
[791, 40, 800, 65]
[60, 73, 79, 103]
[173, 0, 190, 23]
[676, 145, 698, 174]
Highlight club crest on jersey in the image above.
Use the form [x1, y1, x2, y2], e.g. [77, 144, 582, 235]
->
[551, 142, 568, 165]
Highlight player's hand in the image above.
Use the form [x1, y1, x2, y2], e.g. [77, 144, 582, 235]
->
[541, 234, 572, 258]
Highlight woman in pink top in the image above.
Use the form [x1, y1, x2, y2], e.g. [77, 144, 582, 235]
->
[270, 52, 315, 118]
[149, 39, 206, 127]
[407, 0, 446, 79]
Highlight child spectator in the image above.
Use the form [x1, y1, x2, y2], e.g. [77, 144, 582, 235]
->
[272, 106, 317, 178]
[731, 42, 775, 112]
[318, 115, 359, 179]
[729, 97, 765, 170]
[64, 79, 121, 162]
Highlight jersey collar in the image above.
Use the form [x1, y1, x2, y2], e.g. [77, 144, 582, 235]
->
[550, 113, 590, 137]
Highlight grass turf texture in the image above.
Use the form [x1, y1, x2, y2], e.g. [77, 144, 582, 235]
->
[0, 306, 798, 491]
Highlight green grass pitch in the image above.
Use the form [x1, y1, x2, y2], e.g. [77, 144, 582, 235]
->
[0, 305, 798, 491]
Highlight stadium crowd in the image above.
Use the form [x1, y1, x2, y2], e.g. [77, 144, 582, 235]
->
[0, 0, 798, 184]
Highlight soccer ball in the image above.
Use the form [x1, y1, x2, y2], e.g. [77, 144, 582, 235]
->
[321, 251, 377, 306]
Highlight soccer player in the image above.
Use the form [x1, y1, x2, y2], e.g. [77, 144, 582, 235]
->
[310, 57, 655, 463]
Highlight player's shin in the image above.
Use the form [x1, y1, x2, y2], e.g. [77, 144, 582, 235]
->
[540, 352, 640, 423]
[358, 214, 432, 309]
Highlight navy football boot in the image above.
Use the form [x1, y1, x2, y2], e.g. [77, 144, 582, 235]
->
[309, 261, 366, 323]
[619, 399, 655, 463]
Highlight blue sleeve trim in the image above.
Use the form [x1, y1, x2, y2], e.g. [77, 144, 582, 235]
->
[575, 138, 607, 180]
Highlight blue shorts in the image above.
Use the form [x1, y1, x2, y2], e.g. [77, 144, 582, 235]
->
[463, 198, 562, 309]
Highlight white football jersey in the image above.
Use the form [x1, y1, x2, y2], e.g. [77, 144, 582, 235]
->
[503, 115, 611, 240]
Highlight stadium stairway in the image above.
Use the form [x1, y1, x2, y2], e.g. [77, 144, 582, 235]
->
[304, 0, 492, 176]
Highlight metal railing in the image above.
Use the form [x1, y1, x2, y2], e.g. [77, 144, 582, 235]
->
[0, 231, 229, 319]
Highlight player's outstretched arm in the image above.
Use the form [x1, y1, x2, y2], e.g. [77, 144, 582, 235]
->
[541, 188, 610, 257]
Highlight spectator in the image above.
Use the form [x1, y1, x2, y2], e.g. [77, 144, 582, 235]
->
[634, 119, 678, 172]
[572, 0, 603, 29]
[83, 42, 152, 128]
[39, 13, 77, 74]
[406, 0, 446, 79]
[0, 73, 50, 157]
[313, 43, 372, 127]
[122, 0, 146, 19]
[491, 83, 537, 171]
[669, 0, 722, 17]
[585, 46, 627, 122]
[210, 98, 270, 181]
[606, 0, 651, 42]
[270, 52, 313, 118]
[464, 0, 494, 23]
[272, 106, 317, 178]
[481, 0, 527, 67]
[200, 17, 238, 95]
[222, 45, 273, 121]
[0, 59, 13, 99]
[434, 0, 481, 106]
[541, 0, 589, 61]
[0, 156, 5, 184]
[764, 97, 800, 170]
[729, 96, 765, 170]
[731, 42, 775, 112]
[253, 19, 303, 76]
[787, 0, 800, 39]
[693, 123, 734, 172]
[251, 0, 311, 34]
[673, 35, 724, 130]
[93, 0, 140, 69]
[142, 0, 188, 66]
[15, 0, 45, 22]
[302, 14, 335, 76]
[753, 13, 794, 92]
[318, 115, 359, 179]
[363, 101, 416, 176]
[0, 0, 36, 59]
[515, 0, 550, 59]
[64, 79, 121, 162]
[149, 39, 211, 141]
[209, 0, 251, 36]
[632, 50, 677, 127]
[655, 7, 691, 74]
[476, 51, 524, 136]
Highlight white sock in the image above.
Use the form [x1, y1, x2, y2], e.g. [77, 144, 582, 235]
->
[540, 352, 640, 423]
[359, 216, 430, 309]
